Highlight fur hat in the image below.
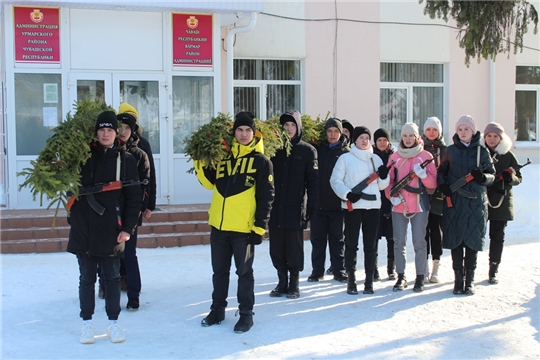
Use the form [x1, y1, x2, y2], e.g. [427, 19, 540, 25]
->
[456, 115, 477, 134]
[118, 103, 138, 120]
[373, 128, 391, 143]
[352, 126, 371, 143]
[117, 113, 138, 133]
[341, 119, 354, 135]
[401, 122, 419, 138]
[95, 111, 118, 133]
[324, 118, 343, 133]
[484, 122, 505, 137]
[233, 111, 256, 133]
[424, 117, 442, 135]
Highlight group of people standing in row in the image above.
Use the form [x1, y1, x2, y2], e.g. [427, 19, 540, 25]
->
[195, 111, 523, 334]
[67, 106, 524, 342]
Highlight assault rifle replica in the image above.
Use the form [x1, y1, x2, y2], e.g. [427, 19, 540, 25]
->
[389, 157, 436, 198]
[67, 179, 148, 215]
[445, 161, 495, 208]
[493, 158, 531, 184]
[346, 160, 395, 211]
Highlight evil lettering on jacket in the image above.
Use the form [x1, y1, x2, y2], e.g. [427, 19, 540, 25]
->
[215, 157, 256, 179]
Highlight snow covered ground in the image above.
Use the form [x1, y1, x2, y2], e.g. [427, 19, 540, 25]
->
[2, 165, 539, 360]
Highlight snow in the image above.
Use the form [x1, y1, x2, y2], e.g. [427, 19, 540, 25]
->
[2, 165, 540, 359]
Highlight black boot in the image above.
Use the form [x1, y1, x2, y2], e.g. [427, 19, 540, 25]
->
[453, 270, 464, 295]
[347, 271, 358, 295]
[413, 275, 424, 293]
[489, 262, 499, 284]
[373, 255, 380, 282]
[201, 306, 225, 327]
[387, 259, 396, 280]
[286, 271, 300, 299]
[387, 239, 396, 280]
[465, 270, 476, 295]
[363, 273, 374, 294]
[393, 273, 407, 291]
[233, 310, 254, 333]
[269, 271, 288, 297]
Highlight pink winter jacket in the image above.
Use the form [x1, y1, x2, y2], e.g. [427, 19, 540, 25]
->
[385, 150, 437, 214]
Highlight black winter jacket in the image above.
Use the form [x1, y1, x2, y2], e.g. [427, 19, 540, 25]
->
[124, 134, 151, 225]
[373, 145, 394, 239]
[438, 132, 495, 251]
[315, 136, 349, 211]
[137, 135, 157, 211]
[67, 141, 141, 257]
[423, 135, 448, 216]
[270, 110, 319, 229]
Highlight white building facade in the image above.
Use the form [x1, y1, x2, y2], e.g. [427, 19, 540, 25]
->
[1, 0, 538, 209]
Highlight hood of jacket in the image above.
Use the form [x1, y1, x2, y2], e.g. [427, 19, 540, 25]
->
[280, 110, 303, 144]
[480, 132, 513, 156]
[230, 130, 265, 158]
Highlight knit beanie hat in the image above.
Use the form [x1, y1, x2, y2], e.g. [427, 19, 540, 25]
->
[373, 128, 391, 143]
[324, 118, 343, 133]
[352, 126, 371, 143]
[401, 122, 419, 138]
[117, 113, 138, 133]
[95, 111, 118, 133]
[341, 119, 354, 135]
[424, 117, 442, 135]
[455, 115, 477, 134]
[484, 122, 505, 137]
[118, 103, 138, 120]
[233, 111, 256, 133]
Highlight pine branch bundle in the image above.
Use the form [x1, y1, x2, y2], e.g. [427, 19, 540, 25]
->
[17, 98, 114, 224]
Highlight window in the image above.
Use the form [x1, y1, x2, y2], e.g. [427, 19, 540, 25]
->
[380, 63, 444, 141]
[15, 73, 62, 155]
[234, 59, 301, 119]
[515, 66, 540, 142]
[172, 76, 214, 153]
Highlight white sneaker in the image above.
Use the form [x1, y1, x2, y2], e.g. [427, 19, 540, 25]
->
[107, 323, 126, 343]
[79, 323, 95, 344]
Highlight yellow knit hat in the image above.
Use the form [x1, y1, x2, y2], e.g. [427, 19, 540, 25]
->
[118, 103, 138, 120]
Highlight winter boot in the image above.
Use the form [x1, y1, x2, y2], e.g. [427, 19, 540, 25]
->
[234, 310, 254, 333]
[465, 270, 476, 295]
[270, 271, 288, 297]
[489, 262, 499, 284]
[201, 306, 225, 327]
[413, 275, 425, 292]
[346, 271, 358, 295]
[453, 270, 464, 295]
[429, 260, 441, 283]
[387, 259, 396, 280]
[393, 273, 407, 291]
[363, 272, 374, 294]
[286, 271, 300, 299]
[373, 255, 380, 281]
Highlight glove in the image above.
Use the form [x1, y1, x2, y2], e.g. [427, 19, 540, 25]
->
[346, 192, 362, 203]
[439, 183, 452, 197]
[248, 231, 263, 245]
[390, 196, 401, 206]
[501, 170, 512, 182]
[413, 163, 427, 179]
[377, 165, 389, 180]
[471, 168, 485, 184]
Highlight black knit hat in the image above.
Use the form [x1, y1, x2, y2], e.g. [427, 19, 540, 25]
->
[117, 113, 138, 133]
[324, 118, 343, 133]
[352, 126, 371, 143]
[95, 111, 118, 134]
[233, 111, 256, 133]
[373, 128, 391, 143]
[341, 119, 354, 136]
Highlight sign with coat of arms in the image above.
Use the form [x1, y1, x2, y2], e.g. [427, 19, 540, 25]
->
[14, 6, 60, 64]
[172, 13, 213, 68]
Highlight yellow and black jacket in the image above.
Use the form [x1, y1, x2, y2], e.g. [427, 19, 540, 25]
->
[195, 131, 275, 235]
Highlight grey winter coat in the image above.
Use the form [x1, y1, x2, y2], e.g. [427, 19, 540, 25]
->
[438, 132, 495, 251]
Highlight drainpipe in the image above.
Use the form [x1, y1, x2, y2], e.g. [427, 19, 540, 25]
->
[226, 12, 257, 115]
[489, 59, 495, 123]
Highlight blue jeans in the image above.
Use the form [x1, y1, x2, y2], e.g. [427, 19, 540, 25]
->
[77, 253, 121, 320]
[209, 228, 255, 313]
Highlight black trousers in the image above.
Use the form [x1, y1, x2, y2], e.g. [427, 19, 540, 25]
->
[451, 241, 478, 271]
[309, 209, 345, 276]
[210, 228, 255, 312]
[124, 226, 142, 299]
[77, 253, 121, 321]
[425, 213, 443, 260]
[488, 220, 507, 264]
[343, 208, 380, 274]
[269, 227, 304, 272]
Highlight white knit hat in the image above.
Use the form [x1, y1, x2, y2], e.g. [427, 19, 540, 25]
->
[401, 122, 419, 138]
[424, 117, 442, 135]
